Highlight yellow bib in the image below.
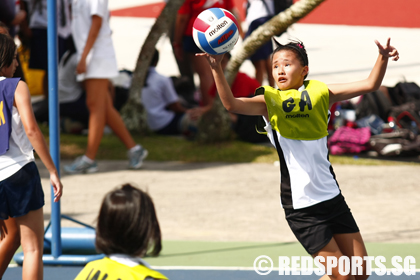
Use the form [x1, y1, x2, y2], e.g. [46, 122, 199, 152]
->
[257, 80, 330, 140]
[74, 257, 168, 280]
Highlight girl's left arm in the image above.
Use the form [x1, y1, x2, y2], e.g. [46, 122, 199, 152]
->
[328, 38, 399, 107]
[14, 81, 63, 202]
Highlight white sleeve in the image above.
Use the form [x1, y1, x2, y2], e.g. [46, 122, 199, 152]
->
[89, 0, 108, 18]
[161, 77, 179, 105]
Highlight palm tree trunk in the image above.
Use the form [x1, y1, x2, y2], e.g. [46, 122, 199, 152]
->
[121, 0, 185, 133]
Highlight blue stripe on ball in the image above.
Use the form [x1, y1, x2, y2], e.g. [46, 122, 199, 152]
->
[209, 24, 237, 49]
[208, 8, 225, 20]
[197, 32, 217, 55]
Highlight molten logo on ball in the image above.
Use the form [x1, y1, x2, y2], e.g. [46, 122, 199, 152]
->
[208, 20, 228, 37]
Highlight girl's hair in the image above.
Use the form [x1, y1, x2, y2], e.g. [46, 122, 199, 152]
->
[272, 39, 309, 78]
[0, 33, 16, 71]
[95, 184, 162, 257]
[0, 22, 9, 34]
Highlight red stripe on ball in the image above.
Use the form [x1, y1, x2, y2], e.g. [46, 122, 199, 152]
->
[193, 18, 210, 33]
[223, 10, 238, 28]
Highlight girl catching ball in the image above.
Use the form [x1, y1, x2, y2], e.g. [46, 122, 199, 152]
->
[198, 37, 399, 279]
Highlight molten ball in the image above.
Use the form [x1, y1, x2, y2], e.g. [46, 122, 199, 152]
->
[192, 8, 239, 55]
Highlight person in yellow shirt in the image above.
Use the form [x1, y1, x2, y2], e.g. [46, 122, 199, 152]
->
[74, 184, 167, 280]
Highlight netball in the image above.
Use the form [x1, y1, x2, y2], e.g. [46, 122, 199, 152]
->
[192, 8, 239, 55]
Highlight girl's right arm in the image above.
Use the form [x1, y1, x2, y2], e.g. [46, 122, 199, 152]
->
[76, 15, 102, 74]
[14, 81, 63, 202]
[197, 53, 267, 117]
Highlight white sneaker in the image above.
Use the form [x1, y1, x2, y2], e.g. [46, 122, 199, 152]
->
[128, 147, 148, 169]
[64, 156, 98, 174]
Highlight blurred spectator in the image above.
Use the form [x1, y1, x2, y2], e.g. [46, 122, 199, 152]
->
[20, 0, 72, 97]
[142, 49, 196, 136]
[32, 37, 129, 134]
[245, 0, 293, 86]
[64, 0, 147, 174]
[0, 0, 26, 38]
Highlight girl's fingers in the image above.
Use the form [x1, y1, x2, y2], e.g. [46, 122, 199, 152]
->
[374, 40, 384, 50]
[53, 186, 62, 202]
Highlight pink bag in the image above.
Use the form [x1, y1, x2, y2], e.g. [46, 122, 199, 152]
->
[328, 127, 371, 155]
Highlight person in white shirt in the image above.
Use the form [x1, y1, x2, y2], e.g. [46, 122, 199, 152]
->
[142, 49, 192, 135]
[64, 0, 147, 174]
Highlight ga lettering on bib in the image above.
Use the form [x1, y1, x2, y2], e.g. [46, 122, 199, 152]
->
[256, 80, 330, 140]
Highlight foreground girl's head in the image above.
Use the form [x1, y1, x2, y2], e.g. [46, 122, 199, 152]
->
[95, 184, 162, 257]
[0, 22, 10, 35]
[0, 33, 18, 77]
[271, 40, 309, 91]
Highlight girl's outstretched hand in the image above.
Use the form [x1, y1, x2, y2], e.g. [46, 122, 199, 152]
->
[50, 172, 63, 202]
[196, 52, 225, 68]
[375, 38, 399, 61]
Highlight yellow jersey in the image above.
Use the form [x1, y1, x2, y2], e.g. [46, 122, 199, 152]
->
[256, 80, 330, 140]
[74, 257, 168, 280]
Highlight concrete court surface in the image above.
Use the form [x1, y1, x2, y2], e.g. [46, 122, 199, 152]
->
[38, 161, 420, 244]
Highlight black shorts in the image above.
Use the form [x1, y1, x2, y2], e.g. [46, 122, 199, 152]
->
[156, 113, 185, 135]
[0, 162, 45, 220]
[285, 193, 359, 255]
[182, 36, 203, 54]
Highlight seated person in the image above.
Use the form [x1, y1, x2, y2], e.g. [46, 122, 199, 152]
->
[142, 49, 195, 135]
[189, 52, 268, 143]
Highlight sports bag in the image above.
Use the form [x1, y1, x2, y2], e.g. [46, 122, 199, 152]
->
[328, 127, 371, 155]
[369, 129, 420, 156]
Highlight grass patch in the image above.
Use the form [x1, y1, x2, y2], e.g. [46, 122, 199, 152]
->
[39, 124, 419, 165]
[63, 134, 277, 163]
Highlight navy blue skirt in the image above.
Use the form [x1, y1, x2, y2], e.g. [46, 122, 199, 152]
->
[0, 162, 45, 219]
